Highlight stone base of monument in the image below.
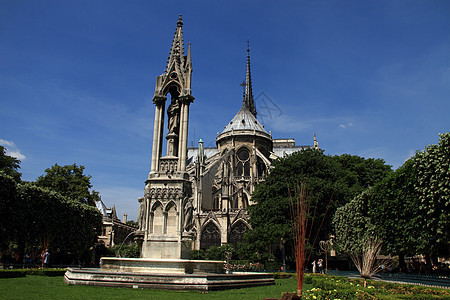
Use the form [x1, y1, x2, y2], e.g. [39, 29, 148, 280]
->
[64, 257, 275, 291]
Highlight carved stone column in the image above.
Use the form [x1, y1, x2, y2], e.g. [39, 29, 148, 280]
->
[150, 96, 166, 173]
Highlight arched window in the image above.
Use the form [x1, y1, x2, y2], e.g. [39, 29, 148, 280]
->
[228, 221, 249, 249]
[152, 203, 164, 234]
[200, 222, 221, 250]
[257, 157, 266, 178]
[235, 147, 250, 177]
[165, 202, 177, 234]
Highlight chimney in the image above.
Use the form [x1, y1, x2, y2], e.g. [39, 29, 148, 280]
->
[123, 213, 127, 223]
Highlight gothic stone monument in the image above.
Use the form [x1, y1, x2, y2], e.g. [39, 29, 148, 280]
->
[137, 14, 195, 260]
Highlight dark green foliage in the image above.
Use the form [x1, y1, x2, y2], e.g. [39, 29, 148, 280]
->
[0, 173, 18, 250]
[16, 182, 102, 256]
[413, 132, 450, 256]
[190, 249, 206, 260]
[0, 268, 68, 278]
[0, 146, 21, 182]
[111, 242, 141, 258]
[0, 269, 27, 278]
[333, 189, 377, 254]
[35, 164, 100, 206]
[245, 149, 392, 262]
[0, 173, 102, 260]
[369, 132, 450, 259]
[370, 159, 421, 257]
[204, 244, 234, 261]
[308, 274, 450, 299]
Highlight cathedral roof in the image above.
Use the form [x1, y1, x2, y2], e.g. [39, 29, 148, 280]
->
[221, 106, 268, 134]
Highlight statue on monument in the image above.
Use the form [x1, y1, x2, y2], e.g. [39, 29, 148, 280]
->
[137, 197, 146, 230]
[167, 98, 180, 135]
[183, 197, 194, 232]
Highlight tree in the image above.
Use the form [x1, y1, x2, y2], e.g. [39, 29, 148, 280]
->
[0, 172, 18, 250]
[413, 132, 450, 258]
[0, 146, 21, 181]
[370, 132, 450, 262]
[333, 190, 376, 254]
[35, 164, 100, 206]
[333, 190, 391, 283]
[369, 159, 421, 263]
[10, 182, 102, 262]
[245, 149, 392, 262]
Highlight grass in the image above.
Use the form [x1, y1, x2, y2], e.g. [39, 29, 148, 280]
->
[1, 274, 449, 299]
[0, 276, 306, 300]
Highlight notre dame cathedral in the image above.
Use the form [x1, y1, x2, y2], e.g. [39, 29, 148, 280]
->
[136, 16, 318, 257]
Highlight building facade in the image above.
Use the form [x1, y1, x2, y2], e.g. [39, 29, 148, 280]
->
[96, 200, 136, 247]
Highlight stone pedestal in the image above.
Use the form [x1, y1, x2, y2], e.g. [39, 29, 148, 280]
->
[64, 258, 275, 291]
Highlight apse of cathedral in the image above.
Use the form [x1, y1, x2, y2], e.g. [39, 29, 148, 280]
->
[138, 16, 319, 256]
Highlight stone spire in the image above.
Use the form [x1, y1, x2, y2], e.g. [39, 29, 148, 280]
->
[243, 42, 257, 117]
[154, 15, 192, 98]
[166, 15, 185, 73]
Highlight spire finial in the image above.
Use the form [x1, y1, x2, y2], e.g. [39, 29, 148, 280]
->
[243, 40, 257, 117]
[166, 15, 186, 72]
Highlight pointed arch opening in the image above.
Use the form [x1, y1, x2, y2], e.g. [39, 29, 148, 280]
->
[165, 201, 177, 235]
[200, 221, 221, 250]
[228, 220, 249, 250]
[235, 147, 250, 179]
[152, 202, 164, 234]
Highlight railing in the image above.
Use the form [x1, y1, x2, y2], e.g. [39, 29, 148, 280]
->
[159, 157, 178, 173]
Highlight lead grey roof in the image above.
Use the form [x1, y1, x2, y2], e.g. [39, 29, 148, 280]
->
[221, 107, 268, 134]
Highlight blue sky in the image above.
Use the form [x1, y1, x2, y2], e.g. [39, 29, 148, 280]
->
[1, 0, 449, 220]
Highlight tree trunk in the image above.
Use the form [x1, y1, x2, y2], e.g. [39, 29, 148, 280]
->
[17, 239, 25, 268]
[424, 253, 432, 274]
[398, 254, 406, 273]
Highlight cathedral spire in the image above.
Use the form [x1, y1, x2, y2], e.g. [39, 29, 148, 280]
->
[166, 14, 185, 72]
[243, 41, 257, 117]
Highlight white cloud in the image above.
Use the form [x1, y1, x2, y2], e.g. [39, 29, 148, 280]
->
[0, 139, 15, 148]
[338, 122, 353, 129]
[0, 139, 26, 160]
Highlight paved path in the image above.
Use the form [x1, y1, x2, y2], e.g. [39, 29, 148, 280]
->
[327, 270, 450, 289]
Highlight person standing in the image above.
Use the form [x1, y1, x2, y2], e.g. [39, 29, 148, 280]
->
[42, 249, 50, 268]
[312, 260, 317, 273]
[318, 259, 323, 274]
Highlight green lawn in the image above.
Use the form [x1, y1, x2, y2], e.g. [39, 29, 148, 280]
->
[1, 274, 449, 299]
[0, 276, 304, 300]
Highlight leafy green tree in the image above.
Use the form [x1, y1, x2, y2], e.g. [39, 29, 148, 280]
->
[16, 183, 102, 261]
[0, 146, 21, 181]
[333, 189, 377, 253]
[413, 132, 450, 257]
[333, 190, 391, 281]
[35, 164, 100, 206]
[369, 159, 421, 263]
[365, 132, 449, 265]
[245, 149, 391, 262]
[0, 172, 18, 251]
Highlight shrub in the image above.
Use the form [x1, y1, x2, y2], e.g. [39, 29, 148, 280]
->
[273, 272, 293, 279]
[306, 274, 450, 299]
[190, 250, 205, 260]
[0, 269, 26, 278]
